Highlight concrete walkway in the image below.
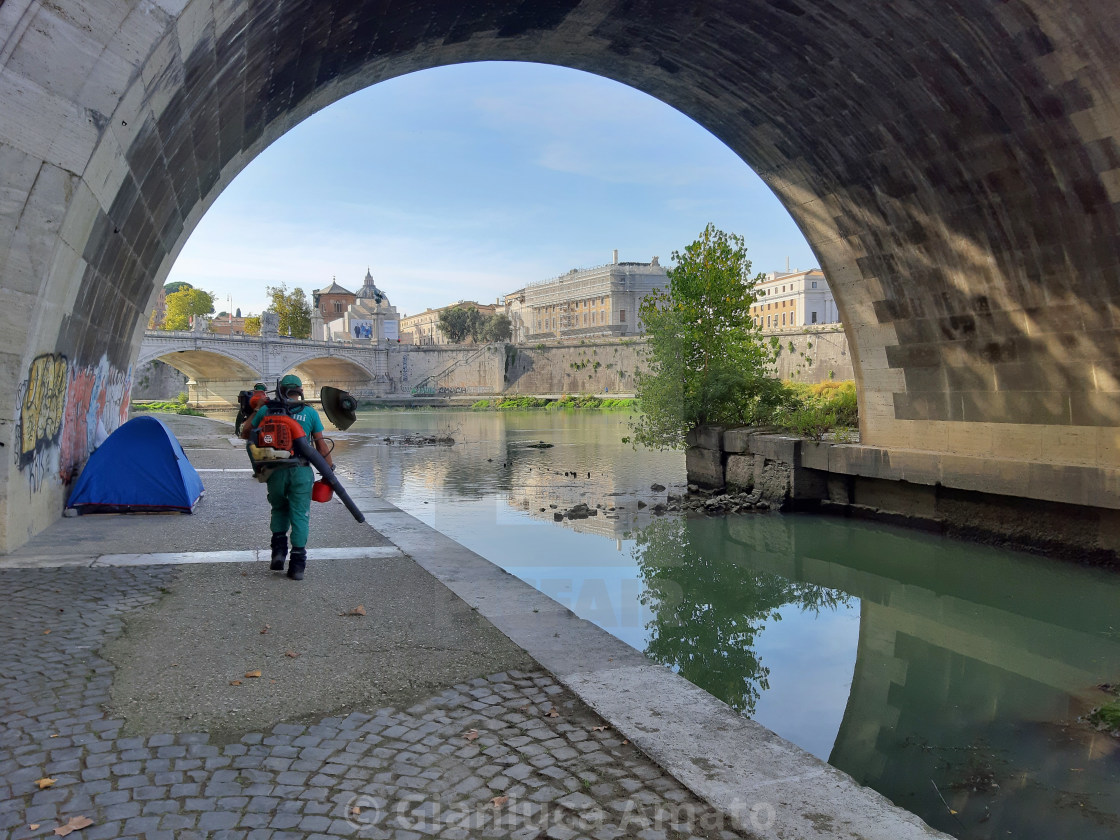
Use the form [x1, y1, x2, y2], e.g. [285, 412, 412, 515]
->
[0, 414, 949, 840]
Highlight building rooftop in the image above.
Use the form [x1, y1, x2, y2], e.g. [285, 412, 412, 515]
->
[316, 279, 354, 295]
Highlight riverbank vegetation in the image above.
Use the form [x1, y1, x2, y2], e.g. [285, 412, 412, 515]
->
[628, 224, 784, 449]
[773, 380, 858, 439]
[471, 395, 637, 411]
[132, 394, 205, 416]
[1089, 700, 1120, 733]
[628, 224, 858, 448]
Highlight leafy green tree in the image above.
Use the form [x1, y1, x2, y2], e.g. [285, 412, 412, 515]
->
[162, 287, 215, 330]
[266, 284, 312, 339]
[163, 281, 192, 296]
[243, 316, 261, 336]
[437, 306, 485, 343]
[478, 313, 513, 343]
[629, 224, 783, 449]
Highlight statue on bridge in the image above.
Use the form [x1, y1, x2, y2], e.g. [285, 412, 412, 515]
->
[261, 310, 280, 337]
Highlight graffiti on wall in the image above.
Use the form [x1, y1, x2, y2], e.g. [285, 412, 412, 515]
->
[16, 354, 69, 472]
[15, 353, 132, 490]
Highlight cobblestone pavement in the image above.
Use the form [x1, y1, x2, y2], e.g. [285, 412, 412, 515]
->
[1, 566, 756, 840]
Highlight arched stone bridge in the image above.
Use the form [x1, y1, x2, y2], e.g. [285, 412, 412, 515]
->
[137, 330, 389, 405]
[3, 0, 1120, 556]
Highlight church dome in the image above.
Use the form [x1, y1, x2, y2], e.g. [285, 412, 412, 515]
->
[357, 268, 387, 305]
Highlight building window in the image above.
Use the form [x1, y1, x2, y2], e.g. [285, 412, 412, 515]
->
[812, 281, 818, 288]
[782, 313, 786, 326]
[333, 300, 343, 313]
[811, 311, 818, 323]
[767, 316, 771, 328]
[583, 314, 587, 325]
[619, 309, 626, 323]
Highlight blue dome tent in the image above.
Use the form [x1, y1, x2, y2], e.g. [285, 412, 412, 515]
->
[67, 416, 204, 513]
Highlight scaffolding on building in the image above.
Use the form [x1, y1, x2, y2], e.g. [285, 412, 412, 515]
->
[523, 268, 617, 308]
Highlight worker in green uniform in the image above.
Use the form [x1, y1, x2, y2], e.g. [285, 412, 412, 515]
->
[246, 374, 334, 580]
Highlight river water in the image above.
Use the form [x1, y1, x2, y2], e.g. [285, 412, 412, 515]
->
[322, 408, 1120, 840]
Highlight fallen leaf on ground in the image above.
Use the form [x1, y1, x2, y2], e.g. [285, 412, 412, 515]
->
[229, 680, 242, 686]
[260, 625, 270, 634]
[42, 629, 51, 635]
[340, 605, 366, 616]
[36, 778, 56, 789]
[622, 740, 629, 745]
[546, 708, 560, 718]
[285, 651, 299, 658]
[53, 815, 93, 836]
[464, 729, 479, 741]
[269, 679, 276, 684]
[591, 725, 608, 732]
[29, 825, 39, 830]
[490, 796, 508, 808]
[245, 670, 262, 678]
[49, 734, 59, 738]
[351, 806, 361, 815]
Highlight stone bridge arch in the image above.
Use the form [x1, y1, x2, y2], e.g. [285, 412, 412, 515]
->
[135, 337, 264, 376]
[283, 355, 378, 398]
[138, 347, 262, 407]
[2, 0, 1120, 549]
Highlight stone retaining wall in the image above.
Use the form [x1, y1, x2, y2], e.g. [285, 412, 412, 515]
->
[686, 425, 1120, 564]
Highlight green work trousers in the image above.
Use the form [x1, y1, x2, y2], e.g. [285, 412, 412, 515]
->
[266, 464, 315, 548]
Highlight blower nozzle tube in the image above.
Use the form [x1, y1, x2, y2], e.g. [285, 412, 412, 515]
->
[291, 437, 366, 523]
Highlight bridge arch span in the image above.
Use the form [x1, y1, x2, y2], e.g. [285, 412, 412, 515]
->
[284, 356, 376, 396]
[4, 0, 1120, 550]
[142, 348, 262, 407]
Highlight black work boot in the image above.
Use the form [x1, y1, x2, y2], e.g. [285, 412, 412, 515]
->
[269, 533, 288, 571]
[287, 546, 307, 580]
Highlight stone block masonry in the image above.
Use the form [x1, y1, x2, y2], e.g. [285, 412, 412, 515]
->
[688, 427, 1120, 564]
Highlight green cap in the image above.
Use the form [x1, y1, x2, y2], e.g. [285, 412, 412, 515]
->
[280, 374, 302, 389]
[253, 383, 266, 391]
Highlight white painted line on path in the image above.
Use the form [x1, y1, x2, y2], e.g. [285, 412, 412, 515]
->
[1, 545, 403, 569]
[94, 545, 402, 566]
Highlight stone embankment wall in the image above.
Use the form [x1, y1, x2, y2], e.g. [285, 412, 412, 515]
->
[772, 327, 853, 382]
[686, 426, 1120, 564]
[391, 344, 506, 395]
[131, 361, 189, 401]
[503, 341, 646, 395]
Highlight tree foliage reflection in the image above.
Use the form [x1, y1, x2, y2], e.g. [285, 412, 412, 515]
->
[634, 516, 850, 716]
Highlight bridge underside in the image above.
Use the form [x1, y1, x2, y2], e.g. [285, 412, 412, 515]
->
[2, 0, 1120, 549]
[288, 357, 376, 398]
[148, 349, 261, 407]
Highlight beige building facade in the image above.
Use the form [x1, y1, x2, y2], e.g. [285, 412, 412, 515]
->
[520, 252, 668, 342]
[749, 269, 839, 332]
[400, 301, 499, 346]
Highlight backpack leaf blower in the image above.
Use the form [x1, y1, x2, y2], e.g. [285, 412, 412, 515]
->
[247, 413, 366, 524]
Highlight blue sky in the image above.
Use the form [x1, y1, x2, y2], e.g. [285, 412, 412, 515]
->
[167, 61, 817, 319]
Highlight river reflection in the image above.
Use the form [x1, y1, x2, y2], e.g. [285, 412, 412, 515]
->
[634, 516, 851, 717]
[331, 409, 1120, 840]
